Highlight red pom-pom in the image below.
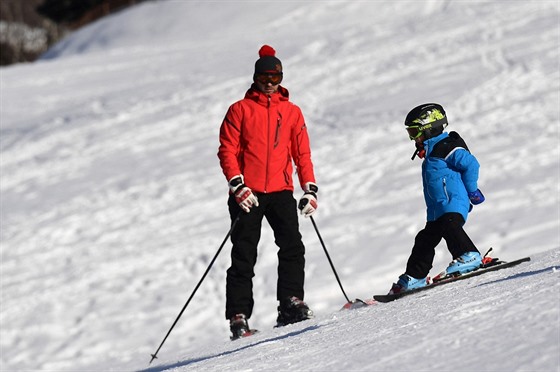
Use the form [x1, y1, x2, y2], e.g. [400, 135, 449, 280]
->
[259, 45, 276, 57]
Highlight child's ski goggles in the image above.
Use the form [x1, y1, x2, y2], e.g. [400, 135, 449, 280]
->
[406, 124, 431, 140]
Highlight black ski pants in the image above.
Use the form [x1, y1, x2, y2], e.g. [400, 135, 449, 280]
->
[225, 190, 305, 320]
[406, 212, 480, 279]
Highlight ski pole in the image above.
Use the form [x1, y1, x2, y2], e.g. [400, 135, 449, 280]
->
[309, 216, 351, 304]
[149, 213, 241, 364]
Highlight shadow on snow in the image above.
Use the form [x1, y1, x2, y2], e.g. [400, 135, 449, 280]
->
[140, 324, 322, 372]
[477, 266, 559, 287]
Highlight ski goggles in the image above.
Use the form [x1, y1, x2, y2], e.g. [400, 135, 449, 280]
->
[406, 124, 431, 140]
[254, 73, 283, 85]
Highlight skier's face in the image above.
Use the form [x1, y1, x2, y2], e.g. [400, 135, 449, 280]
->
[414, 135, 425, 146]
[255, 79, 279, 95]
[254, 73, 281, 95]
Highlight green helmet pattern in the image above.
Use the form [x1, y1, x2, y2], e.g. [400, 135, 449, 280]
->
[411, 108, 445, 125]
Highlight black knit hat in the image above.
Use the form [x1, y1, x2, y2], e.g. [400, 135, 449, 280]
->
[254, 45, 283, 75]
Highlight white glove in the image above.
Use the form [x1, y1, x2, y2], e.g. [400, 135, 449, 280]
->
[298, 182, 318, 217]
[229, 175, 259, 213]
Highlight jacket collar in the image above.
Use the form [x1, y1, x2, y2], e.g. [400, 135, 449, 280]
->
[423, 132, 449, 157]
[245, 84, 290, 106]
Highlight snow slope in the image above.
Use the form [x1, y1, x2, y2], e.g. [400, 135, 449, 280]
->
[1, 1, 559, 371]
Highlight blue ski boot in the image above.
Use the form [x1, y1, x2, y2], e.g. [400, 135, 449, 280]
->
[389, 274, 429, 294]
[446, 251, 482, 275]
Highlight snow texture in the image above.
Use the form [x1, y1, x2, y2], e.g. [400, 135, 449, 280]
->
[1, 1, 559, 371]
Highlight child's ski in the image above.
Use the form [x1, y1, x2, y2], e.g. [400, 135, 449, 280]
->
[373, 256, 531, 303]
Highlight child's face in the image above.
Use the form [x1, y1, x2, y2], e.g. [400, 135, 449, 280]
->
[414, 134, 426, 146]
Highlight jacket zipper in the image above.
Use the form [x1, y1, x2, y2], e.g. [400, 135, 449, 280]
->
[443, 177, 449, 202]
[264, 95, 271, 193]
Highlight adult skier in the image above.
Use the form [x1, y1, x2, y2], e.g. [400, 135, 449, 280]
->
[218, 45, 318, 339]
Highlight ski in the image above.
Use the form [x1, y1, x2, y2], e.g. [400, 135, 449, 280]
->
[230, 329, 259, 340]
[341, 298, 376, 310]
[373, 256, 531, 303]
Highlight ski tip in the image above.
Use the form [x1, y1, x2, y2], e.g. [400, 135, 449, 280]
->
[341, 298, 376, 310]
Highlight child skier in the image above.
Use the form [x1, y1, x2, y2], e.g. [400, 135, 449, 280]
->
[388, 103, 486, 294]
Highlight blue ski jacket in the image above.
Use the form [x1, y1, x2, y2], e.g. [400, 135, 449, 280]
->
[421, 132, 480, 222]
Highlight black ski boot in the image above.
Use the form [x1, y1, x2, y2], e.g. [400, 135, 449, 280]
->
[276, 296, 314, 327]
[229, 314, 257, 340]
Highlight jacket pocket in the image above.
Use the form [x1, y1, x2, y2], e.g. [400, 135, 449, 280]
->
[283, 152, 291, 186]
[426, 176, 449, 205]
[274, 117, 282, 148]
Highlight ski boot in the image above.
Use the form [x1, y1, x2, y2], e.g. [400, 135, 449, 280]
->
[229, 314, 257, 340]
[389, 273, 429, 295]
[445, 251, 482, 276]
[276, 296, 314, 327]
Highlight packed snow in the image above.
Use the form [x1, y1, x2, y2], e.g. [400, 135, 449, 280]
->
[1, 1, 559, 371]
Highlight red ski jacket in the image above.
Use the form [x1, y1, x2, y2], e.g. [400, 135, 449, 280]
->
[218, 84, 316, 194]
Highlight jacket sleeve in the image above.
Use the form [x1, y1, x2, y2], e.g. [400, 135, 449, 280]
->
[446, 148, 480, 193]
[290, 108, 316, 189]
[218, 104, 243, 182]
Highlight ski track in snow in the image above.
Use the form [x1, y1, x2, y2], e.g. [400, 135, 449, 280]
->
[1, 1, 559, 371]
